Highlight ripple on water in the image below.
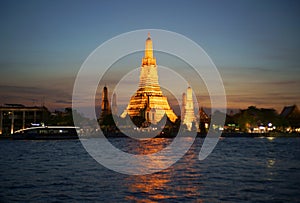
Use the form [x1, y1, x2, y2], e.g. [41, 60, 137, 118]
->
[0, 137, 299, 202]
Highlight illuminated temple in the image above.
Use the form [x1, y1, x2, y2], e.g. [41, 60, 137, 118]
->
[121, 33, 177, 124]
[182, 87, 196, 131]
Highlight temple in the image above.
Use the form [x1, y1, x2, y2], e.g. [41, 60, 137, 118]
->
[182, 87, 196, 131]
[99, 85, 111, 122]
[121, 33, 177, 124]
[112, 93, 117, 115]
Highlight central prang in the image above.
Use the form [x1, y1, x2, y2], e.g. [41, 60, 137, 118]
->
[121, 33, 177, 125]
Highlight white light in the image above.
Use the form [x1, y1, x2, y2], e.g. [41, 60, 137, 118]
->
[268, 123, 272, 127]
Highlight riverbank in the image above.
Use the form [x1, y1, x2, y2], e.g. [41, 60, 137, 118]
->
[1, 132, 299, 140]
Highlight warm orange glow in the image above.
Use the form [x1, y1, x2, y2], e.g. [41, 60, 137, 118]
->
[121, 33, 177, 123]
[124, 138, 203, 202]
[182, 87, 196, 131]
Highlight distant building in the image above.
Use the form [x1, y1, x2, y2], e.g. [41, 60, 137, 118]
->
[99, 85, 111, 122]
[0, 104, 49, 135]
[280, 105, 300, 132]
[235, 106, 280, 133]
[182, 87, 196, 131]
[199, 107, 210, 133]
[181, 93, 186, 121]
[112, 93, 117, 115]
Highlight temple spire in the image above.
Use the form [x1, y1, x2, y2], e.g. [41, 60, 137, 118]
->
[183, 87, 196, 131]
[100, 85, 111, 122]
[121, 33, 177, 123]
[142, 32, 156, 66]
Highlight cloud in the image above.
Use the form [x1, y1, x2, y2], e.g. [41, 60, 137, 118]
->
[226, 92, 299, 112]
[265, 80, 298, 86]
[0, 85, 72, 110]
[254, 38, 300, 65]
[55, 100, 72, 104]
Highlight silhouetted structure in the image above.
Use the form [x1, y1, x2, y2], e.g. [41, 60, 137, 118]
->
[99, 85, 111, 123]
[181, 92, 186, 121]
[232, 106, 281, 133]
[48, 107, 75, 126]
[112, 93, 117, 115]
[0, 104, 49, 135]
[280, 105, 300, 131]
[199, 107, 210, 133]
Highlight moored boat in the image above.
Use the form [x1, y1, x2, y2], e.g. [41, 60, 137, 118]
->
[12, 126, 79, 140]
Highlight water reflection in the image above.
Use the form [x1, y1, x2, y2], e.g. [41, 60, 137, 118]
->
[266, 137, 275, 141]
[112, 137, 172, 155]
[123, 137, 203, 202]
[267, 159, 276, 168]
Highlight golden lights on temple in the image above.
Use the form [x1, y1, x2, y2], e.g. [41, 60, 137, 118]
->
[182, 87, 196, 131]
[121, 33, 177, 124]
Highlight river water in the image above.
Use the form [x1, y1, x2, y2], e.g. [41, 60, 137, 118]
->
[0, 137, 299, 202]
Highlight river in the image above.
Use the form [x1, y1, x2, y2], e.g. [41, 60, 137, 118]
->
[0, 137, 299, 202]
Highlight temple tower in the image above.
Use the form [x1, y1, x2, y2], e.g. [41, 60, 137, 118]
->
[199, 107, 209, 133]
[183, 87, 195, 131]
[100, 85, 111, 120]
[181, 92, 186, 121]
[112, 93, 117, 115]
[121, 33, 177, 124]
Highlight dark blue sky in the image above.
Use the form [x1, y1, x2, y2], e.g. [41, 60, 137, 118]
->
[0, 0, 299, 111]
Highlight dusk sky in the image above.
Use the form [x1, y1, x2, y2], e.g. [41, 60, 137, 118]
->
[0, 0, 299, 113]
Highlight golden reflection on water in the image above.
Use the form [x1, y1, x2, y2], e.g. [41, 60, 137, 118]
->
[123, 137, 203, 202]
[119, 138, 172, 155]
[267, 159, 276, 167]
[125, 173, 172, 202]
[266, 137, 275, 141]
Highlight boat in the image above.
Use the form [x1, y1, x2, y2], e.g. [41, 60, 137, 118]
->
[12, 126, 80, 140]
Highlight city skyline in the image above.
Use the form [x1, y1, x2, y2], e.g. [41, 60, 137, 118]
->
[0, 1, 299, 112]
